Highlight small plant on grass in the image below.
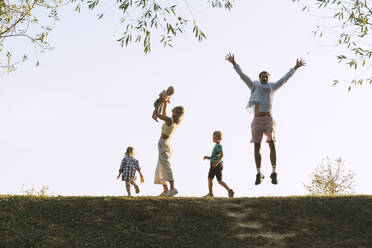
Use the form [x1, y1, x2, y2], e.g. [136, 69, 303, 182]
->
[304, 157, 356, 196]
[20, 185, 52, 197]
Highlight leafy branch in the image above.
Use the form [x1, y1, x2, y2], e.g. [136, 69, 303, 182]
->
[80, 0, 234, 53]
[293, 0, 372, 89]
[0, 0, 67, 73]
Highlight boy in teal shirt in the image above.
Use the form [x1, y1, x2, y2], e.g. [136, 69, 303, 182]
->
[203, 131, 234, 198]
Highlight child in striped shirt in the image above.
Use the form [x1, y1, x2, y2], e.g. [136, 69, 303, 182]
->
[116, 147, 144, 196]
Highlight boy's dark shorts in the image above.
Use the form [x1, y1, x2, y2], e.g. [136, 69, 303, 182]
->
[208, 164, 223, 181]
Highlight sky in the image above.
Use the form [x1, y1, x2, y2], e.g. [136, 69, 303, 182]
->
[1, 0, 371, 197]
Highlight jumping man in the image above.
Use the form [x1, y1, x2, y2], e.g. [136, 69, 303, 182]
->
[225, 53, 305, 185]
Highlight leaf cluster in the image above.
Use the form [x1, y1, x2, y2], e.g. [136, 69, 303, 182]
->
[80, 0, 234, 53]
[0, 0, 67, 73]
[293, 0, 372, 88]
[1, 0, 235, 72]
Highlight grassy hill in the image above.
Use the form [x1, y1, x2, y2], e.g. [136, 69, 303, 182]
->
[0, 195, 371, 248]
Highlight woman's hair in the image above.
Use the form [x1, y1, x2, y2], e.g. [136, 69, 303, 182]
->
[125, 147, 134, 157]
[213, 131, 223, 139]
[172, 106, 185, 124]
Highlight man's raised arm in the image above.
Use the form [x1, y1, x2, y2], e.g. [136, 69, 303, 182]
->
[225, 53, 254, 89]
[271, 58, 306, 91]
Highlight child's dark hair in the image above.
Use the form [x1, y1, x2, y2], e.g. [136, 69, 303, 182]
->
[167, 86, 175, 95]
[125, 147, 134, 157]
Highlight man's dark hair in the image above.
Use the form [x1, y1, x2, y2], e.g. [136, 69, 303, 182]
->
[259, 71, 270, 77]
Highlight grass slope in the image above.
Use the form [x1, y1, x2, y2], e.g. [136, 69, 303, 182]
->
[1, 195, 371, 248]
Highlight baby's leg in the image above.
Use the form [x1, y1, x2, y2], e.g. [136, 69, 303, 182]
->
[158, 102, 163, 114]
[152, 109, 158, 121]
[152, 99, 160, 121]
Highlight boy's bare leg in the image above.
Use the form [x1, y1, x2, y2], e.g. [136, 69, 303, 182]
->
[208, 178, 213, 195]
[218, 180, 231, 192]
[169, 180, 175, 190]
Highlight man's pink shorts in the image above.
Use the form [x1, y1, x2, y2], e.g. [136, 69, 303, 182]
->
[251, 116, 276, 143]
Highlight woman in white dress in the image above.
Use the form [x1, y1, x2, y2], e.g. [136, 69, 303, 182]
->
[154, 102, 184, 197]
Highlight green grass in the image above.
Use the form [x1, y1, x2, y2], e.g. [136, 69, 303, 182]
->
[1, 195, 371, 248]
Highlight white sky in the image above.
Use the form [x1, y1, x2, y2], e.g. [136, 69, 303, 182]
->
[1, 0, 371, 197]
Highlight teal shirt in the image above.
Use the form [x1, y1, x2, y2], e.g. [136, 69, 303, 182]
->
[210, 143, 223, 166]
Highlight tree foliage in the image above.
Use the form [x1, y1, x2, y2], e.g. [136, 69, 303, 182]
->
[1, 0, 234, 73]
[293, 0, 372, 89]
[79, 0, 234, 53]
[0, 0, 68, 73]
[304, 157, 356, 196]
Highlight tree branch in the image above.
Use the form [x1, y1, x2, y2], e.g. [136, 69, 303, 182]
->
[0, 0, 37, 36]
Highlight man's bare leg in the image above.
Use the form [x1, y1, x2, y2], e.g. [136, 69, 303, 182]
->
[268, 141, 278, 184]
[254, 143, 264, 185]
[254, 143, 262, 171]
[268, 141, 276, 169]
